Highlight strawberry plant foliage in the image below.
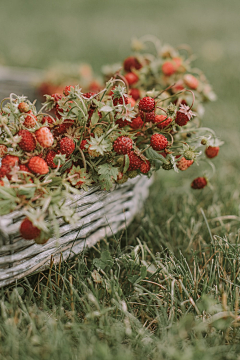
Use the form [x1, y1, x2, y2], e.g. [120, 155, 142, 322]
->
[0, 37, 222, 244]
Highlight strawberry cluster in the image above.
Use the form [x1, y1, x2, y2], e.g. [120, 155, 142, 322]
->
[0, 39, 222, 244]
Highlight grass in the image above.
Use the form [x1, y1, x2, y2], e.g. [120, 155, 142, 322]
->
[0, 0, 240, 359]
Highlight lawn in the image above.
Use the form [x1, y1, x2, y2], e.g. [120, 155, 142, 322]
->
[0, 1, 240, 359]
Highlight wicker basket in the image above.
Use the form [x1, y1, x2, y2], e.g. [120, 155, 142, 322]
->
[0, 176, 152, 288]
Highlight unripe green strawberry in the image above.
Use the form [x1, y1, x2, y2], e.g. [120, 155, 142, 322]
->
[127, 170, 138, 178]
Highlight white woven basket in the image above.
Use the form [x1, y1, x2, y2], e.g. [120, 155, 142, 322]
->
[0, 176, 152, 288]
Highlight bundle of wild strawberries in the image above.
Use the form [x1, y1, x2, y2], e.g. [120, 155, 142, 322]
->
[0, 40, 222, 244]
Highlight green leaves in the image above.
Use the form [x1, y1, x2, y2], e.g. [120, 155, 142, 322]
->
[98, 164, 119, 190]
[146, 147, 167, 170]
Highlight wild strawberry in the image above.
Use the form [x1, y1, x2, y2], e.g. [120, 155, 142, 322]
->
[117, 173, 128, 184]
[80, 140, 88, 150]
[113, 136, 133, 154]
[53, 119, 75, 136]
[130, 117, 144, 129]
[175, 104, 196, 126]
[191, 177, 207, 189]
[0, 180, 4, 186]
[128, 151, 142, 171]
[150, 134, 168, 151]
[63, 85, 74, 96]
[162, 61, 176, 76]
[177, 156, 194, 171]
[113, 95, 129, 106]
[205, 146, 219, 159]
[28, 156, 49, 175]
[115, 118, 129, 128]
[41, 115, 54, 125]
[23, 110, 38, 128]
[20, 218, 41, 240]
[128, 97, 136, 107]
[83, 92, 96, 99]
[154, 115, 172, 129]
[18, 130, 36, 152]
[123, 56, 142, 72]
[18, 102, 29, 113]
[19, 164, 30, 172]
[0, 165, 11, 179]
[172, 80, 185, 93]
[35, 127, 54, 148]
[173, 57, 182, 69]
[60, 137, 75, 155]
[45, 150, 58, 168]
[162, 161, 173, 170]
[0, 145, 7, 157]
[124, 72, 139, 86]
[51, 93, 62, 103]
[129, 88, 140, 101]
[127, 170, 138, 178]
[2, 155, 19, 167]
[140, 160, 151, 174]
[89, 80, 101, 92]
[184, 74, 199, 90]
[139, 111, 155, 122]
[138, 97, 155, 113]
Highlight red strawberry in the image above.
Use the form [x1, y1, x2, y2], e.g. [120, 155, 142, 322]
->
[154, 115, 172, 129]
[124, 72, 139, 86]
[89, 80, 101, 92]
[128, 97, 136, 107]
[23, 110, 38, 128]
[140, 160, 151, 174]
[150, 134, 168, 151]
[112, 95, 129, 106]
[0, 165, 11, 179]
[191, 177, 207, 189]
[175, 104, 195, 127]
[60, 137, 75, 155]
[0, 180, 4, 186]
[0, 145, 7, 157]
[130, 117, 144, 130]
[184, 74, 199, 90]
[53, 119, 75, 136]
[83, 92, 96, 99]
[51, 93, 63, 103]
[2, 155, 19, 167]
[45, 150, 58, 168]
[128, 151, 142, 171]
[20, 218, 41, 240]
[176, 156, 193, 171]
[129, 88, 140, 101]
[63, 85, 74, 96]
[113, 136, 133, 154]
[18, 102, 29, 113]
[80, 140, 88, 150]
[18, 130, 36, 152]
[35, 127, 54, 148]
[28, 156, 49, 175]
[205, 146, 219, 159]
[173, 57, 182, 69]
[162, 61, 176, 76]
[138, 97, 155, 113]
[139, 111, 155, 122]
[172, 80, 185, 93]
[41, 115, 54, 125]
[123, 56, 142, 72]
[19, 164, 30, 172]
[115, 118, 129, 128]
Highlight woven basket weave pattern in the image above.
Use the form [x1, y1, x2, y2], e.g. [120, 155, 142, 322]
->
[0, 176, 152, 287]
